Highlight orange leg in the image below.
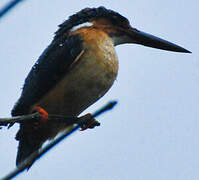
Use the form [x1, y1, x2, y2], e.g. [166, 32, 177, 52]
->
[33, 106, 49, 126]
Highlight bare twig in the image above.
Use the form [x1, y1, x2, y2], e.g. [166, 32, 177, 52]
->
[0, 0, 24, 19]
[0, 101, 117, 180]
[0, 113, 77, 127]
[0, 113, 41, 127]
[0, 101, 118, 128]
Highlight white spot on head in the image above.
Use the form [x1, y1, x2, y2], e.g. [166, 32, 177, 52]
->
[70, 22, 93, 32]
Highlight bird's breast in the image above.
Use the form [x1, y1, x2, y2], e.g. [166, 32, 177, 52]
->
[34, 31, 118, 117]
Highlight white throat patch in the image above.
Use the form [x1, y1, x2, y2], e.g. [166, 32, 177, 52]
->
[70, 22, 93, 32]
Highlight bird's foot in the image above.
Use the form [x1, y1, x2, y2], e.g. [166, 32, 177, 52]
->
[32, 106, 49, 127]
[80, 113, 100, 131]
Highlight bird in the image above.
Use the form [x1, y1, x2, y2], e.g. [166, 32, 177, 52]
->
[11, 6, 191, 167]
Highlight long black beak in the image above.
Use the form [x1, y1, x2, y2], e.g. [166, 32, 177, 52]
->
[128, 28, 191, 53]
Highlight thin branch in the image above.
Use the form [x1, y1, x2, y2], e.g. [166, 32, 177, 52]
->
[0, 101, 117, 180]
[0, 101, 118, 128]
[0, 0, 24, 19]
[0, 113, 77, 127]
[0, 113, 41, 127]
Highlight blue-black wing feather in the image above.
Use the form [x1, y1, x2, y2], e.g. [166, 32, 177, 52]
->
[12, 34, 83, 116]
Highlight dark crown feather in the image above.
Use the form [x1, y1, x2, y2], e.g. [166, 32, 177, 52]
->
[55, 6, 129, 39]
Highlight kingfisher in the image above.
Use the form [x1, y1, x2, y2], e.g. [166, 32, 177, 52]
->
[11, 6, 190, 167]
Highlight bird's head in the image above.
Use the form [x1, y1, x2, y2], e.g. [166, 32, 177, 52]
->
[56, 6, 190, 53]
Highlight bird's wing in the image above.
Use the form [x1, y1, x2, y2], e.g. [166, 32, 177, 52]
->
[12, 34, 84, 116]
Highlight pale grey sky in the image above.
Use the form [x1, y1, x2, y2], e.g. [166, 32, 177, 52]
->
[0, 0, 198, 180]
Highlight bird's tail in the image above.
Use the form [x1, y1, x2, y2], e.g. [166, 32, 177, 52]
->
[15, 124, 43, 168]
